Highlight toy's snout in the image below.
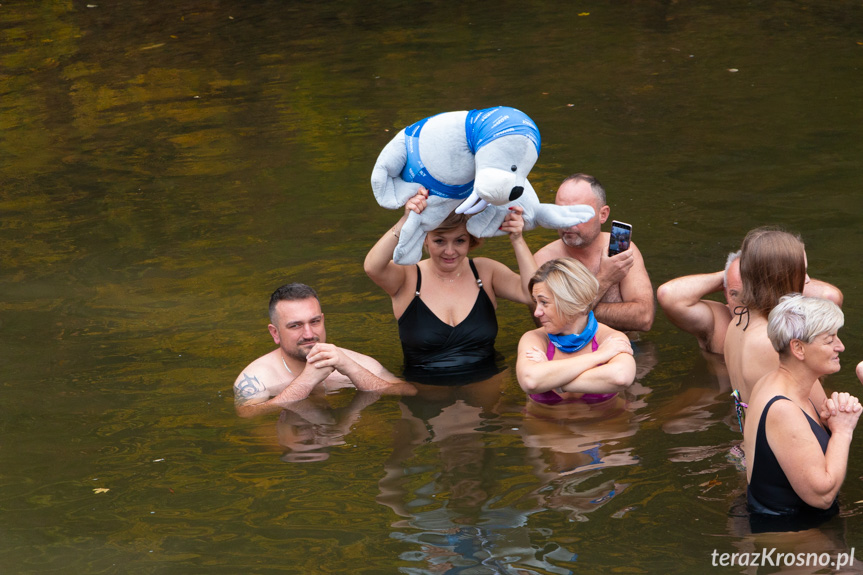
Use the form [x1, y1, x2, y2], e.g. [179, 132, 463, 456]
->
[474, 167, 528, 206]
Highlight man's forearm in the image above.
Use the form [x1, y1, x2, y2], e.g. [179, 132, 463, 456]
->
[342, 363, 400, 392]
[235, 375, 322, 418]
[658, 271, 724, 308]
[594, 300, 655, 332]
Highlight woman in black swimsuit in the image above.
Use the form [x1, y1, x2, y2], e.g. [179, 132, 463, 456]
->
[743, 294, 860, 524]
[364, 188, 536, 382]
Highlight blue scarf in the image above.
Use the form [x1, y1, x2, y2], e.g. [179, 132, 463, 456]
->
[548, 311, 598, 353]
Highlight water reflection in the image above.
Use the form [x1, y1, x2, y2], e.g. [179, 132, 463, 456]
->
[660, 351, 733, 436]
[723, 496, 862, 575]
[378, 373, 577, 573]
[277, 391, 384, 462]
[520, 387, 643, 526]
[373, 370, 652, 573]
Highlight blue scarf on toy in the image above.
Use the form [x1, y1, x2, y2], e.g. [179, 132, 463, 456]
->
[401, 107, 541, 200]
[548, 311, 598, 353]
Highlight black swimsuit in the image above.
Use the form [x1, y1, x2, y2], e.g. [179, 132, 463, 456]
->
[747, 395, 839, 523]
[398, 259, 498, 382]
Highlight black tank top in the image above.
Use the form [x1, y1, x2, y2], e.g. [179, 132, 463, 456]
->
[747, 395, 838, 517]
[398, 259, 498, 379]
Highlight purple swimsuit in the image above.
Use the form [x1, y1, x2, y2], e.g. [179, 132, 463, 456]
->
[528, 338, 618, 405]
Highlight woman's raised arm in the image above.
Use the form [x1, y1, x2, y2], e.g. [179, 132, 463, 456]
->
[487, 207, 538, 305]
[364, 189, 428, 297]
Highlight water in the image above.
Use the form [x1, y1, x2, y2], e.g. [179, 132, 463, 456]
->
[2, 1, 863, 573]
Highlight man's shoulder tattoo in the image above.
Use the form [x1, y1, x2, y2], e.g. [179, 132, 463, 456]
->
[234, 373, 266, 405]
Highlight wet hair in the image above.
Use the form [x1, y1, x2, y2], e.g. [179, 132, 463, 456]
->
[529, 258, 599, 323]
[739, 227, 806, 316]
[767, 294, 844, 354]
[269, 283, 319, 323]
[426, 211, 483, 251]
[560, 173, 606, 206]
[723, 250, 741, 289]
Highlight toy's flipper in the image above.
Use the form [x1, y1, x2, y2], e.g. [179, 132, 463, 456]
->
[465, 205, 509, 238]
[393, 197, 462, 265]
[533, 204, 595, 230]
[371, 130, 419, 210]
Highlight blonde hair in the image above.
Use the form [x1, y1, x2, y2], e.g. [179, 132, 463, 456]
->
[767, 294, 844, 354]
[529, 258, 599, 323]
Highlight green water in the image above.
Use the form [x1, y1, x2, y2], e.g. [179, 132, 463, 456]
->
[2, 1, 863, 573]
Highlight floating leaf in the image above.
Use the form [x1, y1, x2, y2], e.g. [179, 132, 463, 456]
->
[93, 488, 110, 494]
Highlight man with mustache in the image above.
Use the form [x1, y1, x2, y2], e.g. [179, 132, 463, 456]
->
[533, 173, 654, 333]
[233, 283, 411, 418]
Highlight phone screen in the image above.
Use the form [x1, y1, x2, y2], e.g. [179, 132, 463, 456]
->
[608, 220, 633, 256]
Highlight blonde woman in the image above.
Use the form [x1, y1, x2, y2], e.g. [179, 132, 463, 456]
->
[517, 258, 635, 404]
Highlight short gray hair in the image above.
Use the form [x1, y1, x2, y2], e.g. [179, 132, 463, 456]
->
[723, 250, 741, 289]
[561, 173, 606, 206]
[767, 294, 844, 353]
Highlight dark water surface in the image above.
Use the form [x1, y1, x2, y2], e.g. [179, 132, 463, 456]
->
[3, 1, 863, 573]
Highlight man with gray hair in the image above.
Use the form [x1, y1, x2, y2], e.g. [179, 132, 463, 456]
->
[533, 174, 654, 333]
[659, 248, 843, 355]
[658, 251, 743, 355]
[233, 283, 412, 418]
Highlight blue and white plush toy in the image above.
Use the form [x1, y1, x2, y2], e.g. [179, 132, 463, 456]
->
[371, 106, 595, 265]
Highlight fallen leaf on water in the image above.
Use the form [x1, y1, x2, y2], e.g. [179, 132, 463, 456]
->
[578, 13, 590, 16]
[93, 488, 110, 494]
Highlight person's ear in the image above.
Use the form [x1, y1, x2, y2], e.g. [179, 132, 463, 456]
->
[268, 324, 280, 345]
[789, 339, 805, 361]
[598, 205, 610, 225]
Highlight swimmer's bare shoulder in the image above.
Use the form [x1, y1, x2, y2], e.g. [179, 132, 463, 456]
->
[533, 240, 568, 266]
[233, 350, 288, 408]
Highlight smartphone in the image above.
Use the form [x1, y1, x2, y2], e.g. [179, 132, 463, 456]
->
[608, 220, 633, 256]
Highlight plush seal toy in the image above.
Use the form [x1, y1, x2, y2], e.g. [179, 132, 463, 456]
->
[371, 106, 595, 264]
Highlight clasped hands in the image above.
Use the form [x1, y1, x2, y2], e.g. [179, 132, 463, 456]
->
[303, 343, 353, 381]
[819, 391, 863, 433]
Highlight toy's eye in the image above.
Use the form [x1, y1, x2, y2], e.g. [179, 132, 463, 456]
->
[511, 165, 517, 172]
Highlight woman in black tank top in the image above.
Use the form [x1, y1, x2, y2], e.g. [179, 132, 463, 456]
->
[365, 188, 538, 383]
[742, 294, 860, 526]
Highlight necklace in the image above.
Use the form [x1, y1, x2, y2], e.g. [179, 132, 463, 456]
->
[433, 270, 462, 283]
[281, 355, 294, 375]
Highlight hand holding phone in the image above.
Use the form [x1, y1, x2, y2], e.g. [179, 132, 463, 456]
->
[608, 220, 633, 256]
